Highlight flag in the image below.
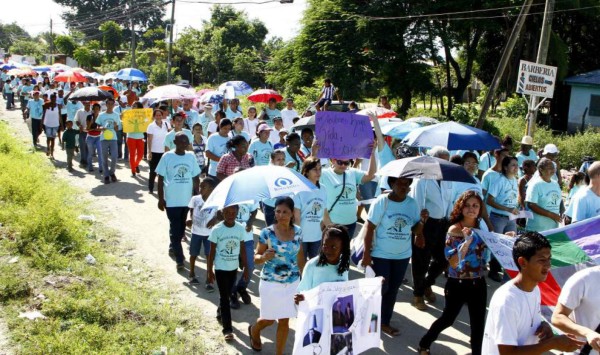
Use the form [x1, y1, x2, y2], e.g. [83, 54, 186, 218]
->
[476, 216, 600, 318]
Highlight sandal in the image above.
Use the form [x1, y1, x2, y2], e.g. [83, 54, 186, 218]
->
[224, 332, 234, 341]
[418, 347, 430, 355]
[248, 325, 262, 351]
[381, 324, 400, 336]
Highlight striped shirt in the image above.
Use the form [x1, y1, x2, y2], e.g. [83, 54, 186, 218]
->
[321, 85, 336, 100]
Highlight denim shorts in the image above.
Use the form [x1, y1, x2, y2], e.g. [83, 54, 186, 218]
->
[45, 126, 59, 138]
[190, 233, 210, 257]
[317, 98, 332, 107]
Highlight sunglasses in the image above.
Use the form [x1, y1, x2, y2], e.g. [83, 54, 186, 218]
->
[336, 160, 351, 166]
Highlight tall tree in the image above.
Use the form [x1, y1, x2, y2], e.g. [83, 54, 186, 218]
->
[53, 0, 165, 40]
[54, 35, 78, 57]
[0, 22, 30, 51]
[99, 21, 123, 57]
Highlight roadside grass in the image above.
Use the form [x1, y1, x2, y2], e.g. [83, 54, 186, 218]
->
[0, 121, 208, 354]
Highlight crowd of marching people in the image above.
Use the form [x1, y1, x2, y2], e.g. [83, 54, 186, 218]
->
[2, 70, 599, 355]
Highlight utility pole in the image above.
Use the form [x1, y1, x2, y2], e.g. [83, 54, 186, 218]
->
[167, 0, 176, 84]
[49, 18, 54, 65]
[130, 0, 136, 68]
[526, 0, 555, 136]
[475, 0, 535, 129]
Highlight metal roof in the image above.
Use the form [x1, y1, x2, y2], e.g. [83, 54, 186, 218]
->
[564, 70, 600, 86]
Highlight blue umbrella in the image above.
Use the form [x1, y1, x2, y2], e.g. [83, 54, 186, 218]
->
[402, 121, 501, 150]
[377, 156, 477, 184]
[202, 166, 318, 209]
[32, 66, 51, 72]
[199, 90, 224, 105]
[1, 63, 16, 70]
[116, 67, 148, 81]
[218, 81, 253, 97]
[380, 120, 422, 139]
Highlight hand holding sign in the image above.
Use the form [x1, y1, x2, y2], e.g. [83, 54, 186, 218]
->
[315, 111, 373, 160]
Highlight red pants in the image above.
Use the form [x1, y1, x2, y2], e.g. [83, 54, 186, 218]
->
[127, 138, 144, 174]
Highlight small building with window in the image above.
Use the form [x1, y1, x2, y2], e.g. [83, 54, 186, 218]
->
[564, 70, 600, 132]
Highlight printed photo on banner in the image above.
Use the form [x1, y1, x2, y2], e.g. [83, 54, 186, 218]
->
[122, 108, 153, 133]
[293, 278, 382, 355]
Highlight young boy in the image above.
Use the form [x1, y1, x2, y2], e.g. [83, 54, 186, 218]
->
[187, 177, 219, 290]
[207, 204, 249, 341]
[482, 232, 584, 354]
[315, 78, 342, 111]
[62, 121, 79, 171]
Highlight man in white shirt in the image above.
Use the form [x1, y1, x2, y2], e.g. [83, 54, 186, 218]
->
[482, 232, 584, 354]
[75, 101, 92, 167]
[280, 98, 298, 129]
[552, 266, 600, 355]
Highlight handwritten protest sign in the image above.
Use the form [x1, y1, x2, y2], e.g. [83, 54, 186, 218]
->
[315, 111, 373, 160]
[293, 278, 382, 355]
[122, 108, 153, 133]
[474, 229, 518, 272]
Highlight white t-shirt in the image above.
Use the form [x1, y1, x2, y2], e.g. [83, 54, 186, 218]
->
[280, 108, 298, 129]
[188, 195, 218, 236]
[243, 118, 259, 138]
[207, 121, 218, 135]
[75, 109, 92, 129]
[483, 281, 543, 355]
[269, 128, 283, 145]
[146, 121, 171, 153]
[557, 266, 600, 355]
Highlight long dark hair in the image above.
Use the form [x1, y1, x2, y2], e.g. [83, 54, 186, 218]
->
[501, 156, 517, 177]
[274, 196, 295, 227]
[449, 190, 483, 226]
[226, 134, 247, 152]
[317, 224, 350, 275]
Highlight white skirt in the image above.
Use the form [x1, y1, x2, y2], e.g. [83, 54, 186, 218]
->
[259, 279, 300, 320]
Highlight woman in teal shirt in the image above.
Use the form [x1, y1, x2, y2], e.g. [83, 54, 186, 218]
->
[526, 158, 564, 232]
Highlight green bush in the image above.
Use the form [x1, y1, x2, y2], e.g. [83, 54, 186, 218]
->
[451, 104, 479, 125]
[499, 95, 528, 119]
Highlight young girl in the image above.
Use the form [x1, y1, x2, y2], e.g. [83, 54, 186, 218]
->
[295, 224, 351, 296]
[207, 204, 249, 341]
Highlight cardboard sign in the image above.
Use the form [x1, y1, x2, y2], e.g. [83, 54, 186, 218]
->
[315, 111, 373, 160]
[516, 60, 557, 98]
[122, 108, 153, 133]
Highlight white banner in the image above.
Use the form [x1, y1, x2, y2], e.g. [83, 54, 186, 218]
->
[293, 278, 382, 355]
[474, 229, 519, 272]
[516, 60, 557, 98]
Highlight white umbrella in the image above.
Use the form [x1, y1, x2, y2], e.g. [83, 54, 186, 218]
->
[103, 71, 118, 80]
[143, 84, 196, 100]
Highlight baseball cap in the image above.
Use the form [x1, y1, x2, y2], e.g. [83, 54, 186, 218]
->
[258, 124, 272, 133]
[273, 116, 283, 121]
[542, 144, 559, 154]
[279, 128, 289, 134]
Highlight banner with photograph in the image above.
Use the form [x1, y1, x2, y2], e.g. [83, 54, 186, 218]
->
[293, 278, 382, 355]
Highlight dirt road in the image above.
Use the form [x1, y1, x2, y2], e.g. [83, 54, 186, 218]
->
[0, 103, 489, 354]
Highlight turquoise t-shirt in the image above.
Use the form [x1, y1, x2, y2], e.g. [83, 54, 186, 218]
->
[183, 109, 199, 129]
[263, 108, 281, 127]
[368, 194, 420, 260]
[66, 101, 83, 121]
[26, 99, 44, 119]
[570, 187, 600, 222]
[481, 169, 501, 213]
[284, 149, 303, 173]
[95, 112, 122, 141]
[208, 221, 246, 271]
[258, 225, 302, 283]
[525, 179, 562, 232]
[19, 84, 34, 97]
[320, 168, 366, 225]
[450, 178, 483, 211]
[225, 107, 243, 119]
[206, 133, 230, 176]
[487, 175, 519, 216]
[293, 186, 328, 243]
[230, 130, 251, 142]
[516, 149, 538, 177]
[296, 256, 348, 292]
[248, 139, 273, 166]
[164, 128, 193, 151]
[478, 152, 495, 172]
[236, 202, 259, 242]
[155, 151, 201, 207]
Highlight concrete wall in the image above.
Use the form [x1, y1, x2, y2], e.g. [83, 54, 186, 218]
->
[567, 85, 600, 132]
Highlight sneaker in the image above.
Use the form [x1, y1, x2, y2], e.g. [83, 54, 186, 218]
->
[110, 174, 117, 182]
[136, 166, 140, 173]
[189, 277, 200, 284]
[205, 283, 215, 292]
[238, 288, 251, 305]
[104, 177, 110, 184]
[224, 332, 234, 341]
[412, 296, 427, 311]
[424, 287, 436, 303]
[176, 263, 184, 271]
[230, 293, 241, 310]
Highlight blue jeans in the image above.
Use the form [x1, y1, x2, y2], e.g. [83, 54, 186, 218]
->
[166, 206, 188, 265]
[232, 240, 255, 292]
[303, 241, 321, 260]
[101, 139, 118, 177]
[86, 135, 103, 171]
[5, 92, 14, 109]
[372, 257, 410, 326]
[78, 132, 88, 164]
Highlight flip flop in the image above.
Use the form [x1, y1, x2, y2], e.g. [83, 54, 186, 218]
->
[248, 325, 262, 352]
[382, 324, 400, 336]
